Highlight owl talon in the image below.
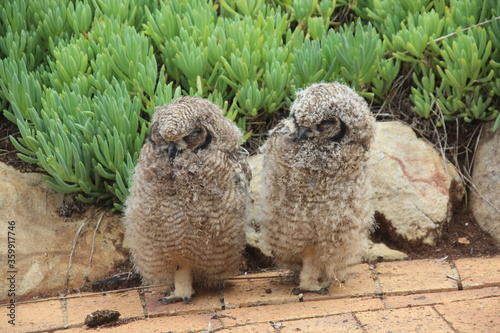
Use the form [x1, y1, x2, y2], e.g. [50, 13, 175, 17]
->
[158, 296, 189, 305]
[318, 287, 330, 295]
[291, 287, 329, 295]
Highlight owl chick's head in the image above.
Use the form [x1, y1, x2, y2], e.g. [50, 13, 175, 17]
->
[289, 82, 374, 148]
[148, 97, 241, 159]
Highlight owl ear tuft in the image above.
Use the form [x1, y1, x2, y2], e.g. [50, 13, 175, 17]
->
[147, 122, 161, 146]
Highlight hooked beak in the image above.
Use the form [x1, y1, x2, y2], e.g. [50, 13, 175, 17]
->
[295, 126, 311, 142]
[167, 142, 178, 160]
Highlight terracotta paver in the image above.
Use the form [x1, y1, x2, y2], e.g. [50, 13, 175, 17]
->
[66, 290, 144, 326]
[223, 273, 301, 308]
[142, 286, 222, 316]
[0, 302, 17, 332]
[453, 256, 500, 289]
[12, 299, 63, 332]
[219, 297, 383, 326]
[356, 306, 454, 332]
[9, 255, 500, 332]
[383, 286, 500, 309]
[224, 264, 376, 308]
[326, 263, 378, 297]
[54, 313, 223, 333]
[218, 313, 361, 332]
[98, 313, 222, 333]
[376, 259, 457, 294]
[435, 296, 500, 333]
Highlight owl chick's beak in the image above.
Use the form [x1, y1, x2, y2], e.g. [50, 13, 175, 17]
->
[167, 142, 178, 160]
[295, 127, 312, 142]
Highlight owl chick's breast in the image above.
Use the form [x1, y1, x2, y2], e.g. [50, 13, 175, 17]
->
[172, 148, 248, 226]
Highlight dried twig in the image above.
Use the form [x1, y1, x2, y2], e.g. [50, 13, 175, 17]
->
[432, 17, 500, 44]
[388, 16, 500, 60]
[463, 171, 500, 214]
[80, 210, 107, 289]
[202, 326, 224, 333]
[66, 222, 86, 290]
[210, 313, 236, 320]
[270, 321, 286, 331]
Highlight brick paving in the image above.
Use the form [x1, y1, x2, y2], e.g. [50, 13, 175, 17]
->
[1, 255, 499, 333]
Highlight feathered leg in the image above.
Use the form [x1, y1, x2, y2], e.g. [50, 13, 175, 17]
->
[292, 245, 329, 295]
[159, 263, 196, 304]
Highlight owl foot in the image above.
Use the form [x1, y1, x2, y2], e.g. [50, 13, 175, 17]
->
[158, 297, 189, 305]
[158, 296, 191, 305]
[291, 287, 330, 296]
[158, 290, 196, 305]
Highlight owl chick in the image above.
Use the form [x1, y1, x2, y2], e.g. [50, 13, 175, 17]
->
[124, 97, 250, 304]
[260, 82, 375, 294]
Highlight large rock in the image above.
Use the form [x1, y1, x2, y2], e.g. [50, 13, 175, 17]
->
[246, 154, 272, 257]
[470, 122, 500, 243]
[363, 241, 409, 262]
[369, 121, 464, 246]
[0, 162, 126, 301]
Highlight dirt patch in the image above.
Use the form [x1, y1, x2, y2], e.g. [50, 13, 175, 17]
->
[0, 118, 44, 173]
[371, 205, 500, 261]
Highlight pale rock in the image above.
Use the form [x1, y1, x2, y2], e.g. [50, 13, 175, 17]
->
[363, 241, 409, 262]
[0, 162, 126, 301]
[470, 122, 500, 243]
[369, 121, 464, 246]
[246, 154, 272, 257]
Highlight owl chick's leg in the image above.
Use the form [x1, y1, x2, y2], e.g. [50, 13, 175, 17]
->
[159, 264, 196, 305]
[324, 238, 365, 286]
[292, 245, 329, 295]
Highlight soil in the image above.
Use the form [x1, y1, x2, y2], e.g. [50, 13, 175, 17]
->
[372, 207, 500, 261]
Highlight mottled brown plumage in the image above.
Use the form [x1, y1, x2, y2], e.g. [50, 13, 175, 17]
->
[124, 97, 249, 304]
[260, 82, 375, 294]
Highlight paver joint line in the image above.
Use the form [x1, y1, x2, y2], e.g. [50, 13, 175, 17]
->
[448, 259, 464, 290]
[60, 298, 68, 329]
[139, 290, 149, 318]
[431, 304, 461, 332]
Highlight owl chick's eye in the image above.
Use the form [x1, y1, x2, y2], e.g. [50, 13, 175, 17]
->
[317, 117, 347, 142]
[183, 126, 212, 151]
[184, 127, 204, 145]
[326, 118, 347, 142]
[317, 119, 338, 132]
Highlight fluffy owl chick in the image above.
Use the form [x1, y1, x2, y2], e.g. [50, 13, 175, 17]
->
[124, 97, 249, 304]
[261, 82, 375, 294]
